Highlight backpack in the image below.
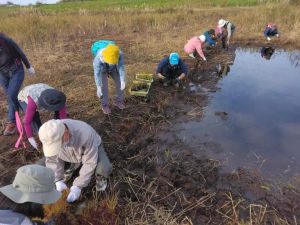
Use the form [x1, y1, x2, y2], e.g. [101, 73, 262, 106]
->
[91, 40, 115, 56]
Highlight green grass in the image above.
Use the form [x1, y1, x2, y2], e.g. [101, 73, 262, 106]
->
[0, 0, 293, 13]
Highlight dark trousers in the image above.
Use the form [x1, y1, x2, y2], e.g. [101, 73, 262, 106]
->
[264, 28, 278, 37]
[161, 66, 182, 84]
[0, 64, 24, 123]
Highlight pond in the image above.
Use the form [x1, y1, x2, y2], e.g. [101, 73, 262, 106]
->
[175, 48, 300, 185]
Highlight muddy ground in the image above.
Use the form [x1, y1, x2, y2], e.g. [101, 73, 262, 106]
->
[0, 42, 299, 224]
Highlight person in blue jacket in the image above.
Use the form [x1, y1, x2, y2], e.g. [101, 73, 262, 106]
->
[156, 52, 188, 87]
[92, 40, 126, 115]
[203, 29, 217, 47]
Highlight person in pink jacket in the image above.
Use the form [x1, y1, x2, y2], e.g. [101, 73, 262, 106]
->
[184, 35, 207, 61]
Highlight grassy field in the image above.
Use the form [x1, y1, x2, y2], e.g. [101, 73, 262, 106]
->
[0, 0, 299, 224]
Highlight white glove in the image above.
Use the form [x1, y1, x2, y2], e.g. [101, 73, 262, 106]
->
[28, 137, 38, 150]
[55, 180, 68, 192]
[120, 80, 126, 90]
[188, 53, 195, 59]
[67, 186, 81, 203]
[96, 86, 102, 98]
[203, 57, 207, 61]
[27, 66, 35, 75]
[267, 37, 271, 41]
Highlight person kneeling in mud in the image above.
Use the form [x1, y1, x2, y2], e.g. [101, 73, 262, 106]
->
[38, 119, 112, 203]
[0, 164, 61, 225]
[203, 29, 218, 47]
[264, 23, 279, 41]
[156, 52, 188, 87]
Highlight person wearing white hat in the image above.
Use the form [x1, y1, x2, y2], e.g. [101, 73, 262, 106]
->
[38, 119, 112, 203]
[216, 19, 235, 49]
[184, 35, 207, 61]
[0, 164, 61, 225]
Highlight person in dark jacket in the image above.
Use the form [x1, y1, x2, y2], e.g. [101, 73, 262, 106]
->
[264, 23, 279, 41]
[156, 52, 188, 87]
[203, 29, 217, 47]
[0, 33, 35, 136]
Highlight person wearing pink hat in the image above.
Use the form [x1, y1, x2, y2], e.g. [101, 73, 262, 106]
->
[184, 35, 207, 61]
[216, 19, 236, 49]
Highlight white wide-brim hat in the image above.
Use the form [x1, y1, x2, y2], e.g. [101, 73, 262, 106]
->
[218, 19, 227, 28]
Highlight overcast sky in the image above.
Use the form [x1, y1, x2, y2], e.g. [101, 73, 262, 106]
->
[0, 0, 60, 5]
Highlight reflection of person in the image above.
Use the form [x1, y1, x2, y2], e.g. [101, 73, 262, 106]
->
[156, 52, 188, 87]
[0, 33, 35, 136]
[215, 19, 235, 49]
[0, 164, 61, 225]
[217, 64, 231, 77]
[18, 83, 67, 150]
[203, 29, 217, 47]
[39, 119, 113, 203]
[184, 35, 207, 61]
[261, 47, 275, 60]
[264, 23, 279, 41]
[92, 40, 126, 114]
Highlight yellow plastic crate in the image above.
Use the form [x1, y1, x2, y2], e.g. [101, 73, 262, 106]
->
[135, 73, 153, 83]
[129, 80, 151, 97]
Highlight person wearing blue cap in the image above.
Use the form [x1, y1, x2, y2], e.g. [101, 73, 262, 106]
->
[156, 52, 188, 87]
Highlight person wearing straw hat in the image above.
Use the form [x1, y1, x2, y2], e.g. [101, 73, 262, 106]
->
[17, 83, 67, 150]
[156, 52, 188, 87]
[215, 19, 235, 49]
[0, 33, 35, 136]
[0, 164, 61, 225]
[184, 35, 207, 61]
[92, 40, 126, 115]
[38, 119, 112, 203]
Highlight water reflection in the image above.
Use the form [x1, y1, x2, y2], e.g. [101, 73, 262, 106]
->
[260, 46, 275, 60]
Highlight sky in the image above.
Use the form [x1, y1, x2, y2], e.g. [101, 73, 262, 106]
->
[0, 0, 60, 5]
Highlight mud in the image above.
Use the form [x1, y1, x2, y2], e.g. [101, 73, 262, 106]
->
[0, 43, 299, 224]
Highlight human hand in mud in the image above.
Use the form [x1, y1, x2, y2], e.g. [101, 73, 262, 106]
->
[157, 73, 165, 79]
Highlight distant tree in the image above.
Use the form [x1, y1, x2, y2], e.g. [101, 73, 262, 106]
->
[6, 1, 14, 5]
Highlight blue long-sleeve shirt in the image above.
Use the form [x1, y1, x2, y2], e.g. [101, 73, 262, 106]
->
[204, 31, 216, 46]
[93, 49, 125, 87]
[156, 57, 188, 75]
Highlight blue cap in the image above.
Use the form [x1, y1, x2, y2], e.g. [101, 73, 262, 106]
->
[169, 52, 179, 66]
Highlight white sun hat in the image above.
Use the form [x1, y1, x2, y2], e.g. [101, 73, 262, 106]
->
[199, 35, 206, 42]
[218, 19, 227, 28]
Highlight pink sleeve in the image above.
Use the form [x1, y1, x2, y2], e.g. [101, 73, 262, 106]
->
[59, 105, 67, 119]
[195, 42, 205, 60]
[24, 96, 37, 138]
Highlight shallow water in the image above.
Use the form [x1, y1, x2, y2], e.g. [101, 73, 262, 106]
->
[176, 48, 300, 184]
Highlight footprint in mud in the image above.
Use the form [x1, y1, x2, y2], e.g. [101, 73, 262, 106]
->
[214, 111, 229, 120]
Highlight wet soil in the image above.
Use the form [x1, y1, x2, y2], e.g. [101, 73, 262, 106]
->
[0, 43, 299, 224]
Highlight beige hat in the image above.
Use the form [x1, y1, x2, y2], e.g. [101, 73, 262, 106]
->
[39, 119, 65, 157]
[0, 164, 61, 204]
[199, 35, 206, 42]
[218, 19, 227, 28]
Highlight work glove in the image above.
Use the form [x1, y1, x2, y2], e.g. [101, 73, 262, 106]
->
[157, 73, 165, 79]
[67, 186, 81, 203]
[27, 66, 35, 75]
[96, 86, 102, 98]
[188, 53, 195, 59]
[28, 137, 38, 150]
[203, 57, 207, 61]
[267, 37, 271, 41]
[120, 80, 126, 90]
[55, 180, 68, 192]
